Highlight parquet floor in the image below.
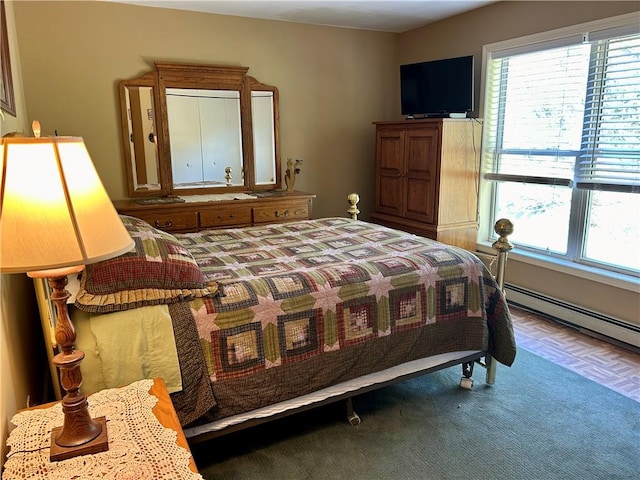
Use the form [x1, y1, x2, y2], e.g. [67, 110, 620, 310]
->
[509, 306, 640, 403]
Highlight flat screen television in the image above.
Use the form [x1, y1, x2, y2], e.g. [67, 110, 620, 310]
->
[400, 55, 474, 117]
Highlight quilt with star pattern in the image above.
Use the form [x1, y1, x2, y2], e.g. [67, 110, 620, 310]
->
[171, 217, 516, 423]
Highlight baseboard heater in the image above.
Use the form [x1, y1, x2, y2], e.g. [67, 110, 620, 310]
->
[504, 283, 640, 353]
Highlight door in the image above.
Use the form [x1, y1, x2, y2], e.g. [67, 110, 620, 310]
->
[403, 127, 439, 224]
[375, 129, 404, 216]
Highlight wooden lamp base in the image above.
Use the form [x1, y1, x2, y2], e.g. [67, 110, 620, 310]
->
[28, 271, 111, 462]
[50, 416, 109, 462]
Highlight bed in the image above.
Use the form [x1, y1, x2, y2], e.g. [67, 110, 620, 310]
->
[36, 195, 516, 443]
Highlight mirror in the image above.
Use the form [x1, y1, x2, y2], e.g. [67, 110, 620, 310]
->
[166, 88, 244, 189]
[250, 76, 279, 186]
[119, 62, 281, 197]
[118, 73, 162, 194]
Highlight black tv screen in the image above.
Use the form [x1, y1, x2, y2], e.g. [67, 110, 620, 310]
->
[400, 55, 474, 117]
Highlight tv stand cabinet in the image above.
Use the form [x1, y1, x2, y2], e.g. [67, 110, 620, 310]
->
[370, 118, 482, 250]
[113, 191, 315, 233]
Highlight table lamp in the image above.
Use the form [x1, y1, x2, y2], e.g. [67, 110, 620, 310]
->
[0, 122, 134, 461]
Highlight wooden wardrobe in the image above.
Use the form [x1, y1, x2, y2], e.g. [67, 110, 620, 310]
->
[370, 118, 482, 250]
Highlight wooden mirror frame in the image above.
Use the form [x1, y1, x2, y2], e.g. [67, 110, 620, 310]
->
[1, 0, 16, 116]
[118, 72, 161, 196]
[118, 62, 281, 198]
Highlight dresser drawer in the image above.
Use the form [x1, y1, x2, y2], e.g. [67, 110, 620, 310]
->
[134, 212, 198, 232]
[200, 206, 252, 228]
[253, 201, 310, 224]
[113, 192, 315, 233]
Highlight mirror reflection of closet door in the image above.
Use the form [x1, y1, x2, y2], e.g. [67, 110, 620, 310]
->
[167, 91, 201, 187]
[166, 88, 243, 188]
[200, 93, 243, 186]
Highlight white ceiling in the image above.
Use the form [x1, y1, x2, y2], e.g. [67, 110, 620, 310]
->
[109, 1, 498, 33]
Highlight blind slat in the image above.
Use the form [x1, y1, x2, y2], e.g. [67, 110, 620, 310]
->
[485, 173, 574, 187]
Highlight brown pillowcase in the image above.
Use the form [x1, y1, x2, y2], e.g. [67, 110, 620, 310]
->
[74, 215, 218, 313]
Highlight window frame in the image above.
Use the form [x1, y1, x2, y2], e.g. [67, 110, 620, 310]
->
[477, 12, 640, 281]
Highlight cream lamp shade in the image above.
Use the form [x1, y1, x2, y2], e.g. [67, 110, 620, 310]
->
[0, 136, 134, 274]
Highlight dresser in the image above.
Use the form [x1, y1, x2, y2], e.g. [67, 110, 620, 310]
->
[113, 191, 315, 233]
[370, 118, 482, 250]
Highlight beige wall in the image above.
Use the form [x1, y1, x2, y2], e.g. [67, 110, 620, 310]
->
[12, 0, 398, 219]
[2, 0, 638, 470]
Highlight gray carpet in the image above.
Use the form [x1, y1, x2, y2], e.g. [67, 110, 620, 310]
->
[192, 348, 640, 479]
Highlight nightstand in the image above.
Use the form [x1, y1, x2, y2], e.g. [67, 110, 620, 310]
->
[3, 378, 201, 479]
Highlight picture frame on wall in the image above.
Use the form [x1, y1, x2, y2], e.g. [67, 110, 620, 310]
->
[1, 0, 16, 116]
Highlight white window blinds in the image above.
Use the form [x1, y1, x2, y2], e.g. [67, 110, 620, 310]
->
[483, 26, 640, 193]
[577, 34, 640, 192]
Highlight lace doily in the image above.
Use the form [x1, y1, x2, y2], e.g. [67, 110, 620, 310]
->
[3, 379, 203, 480]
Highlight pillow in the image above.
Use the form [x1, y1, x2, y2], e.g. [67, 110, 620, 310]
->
[74, 215, 218, 313]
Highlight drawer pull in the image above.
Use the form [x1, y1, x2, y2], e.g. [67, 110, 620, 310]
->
[154, 220, 173, 228]
[275, 210, 289, 218]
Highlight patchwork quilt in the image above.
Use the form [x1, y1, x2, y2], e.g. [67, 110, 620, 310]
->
[172, 218, 516, 423]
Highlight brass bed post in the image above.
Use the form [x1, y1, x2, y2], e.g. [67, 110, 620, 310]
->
[347, 193, 360, 220]
[343, 193, 363, 425]
[485, 218, 514, 384]
[492, 219, 514, 292]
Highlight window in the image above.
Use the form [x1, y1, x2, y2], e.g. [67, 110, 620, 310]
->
[481, 18, 640, 276]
